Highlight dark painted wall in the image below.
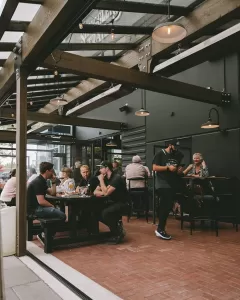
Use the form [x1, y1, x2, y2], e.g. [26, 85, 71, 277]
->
[76, 53, 240, 178]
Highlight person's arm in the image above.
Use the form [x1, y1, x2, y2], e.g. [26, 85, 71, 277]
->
[36, 195, 54, 207]
[183, 164, 193, 176]
[46, 175, 57, 196]
[93, 185, 104, 197]
[201, 162, 209, 177]
[152, 151, 176, 173]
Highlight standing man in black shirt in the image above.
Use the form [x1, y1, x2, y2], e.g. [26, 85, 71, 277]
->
[94, 161, 128, 244]
[152, 140, 184, 240]
[27, 162, 66, 244]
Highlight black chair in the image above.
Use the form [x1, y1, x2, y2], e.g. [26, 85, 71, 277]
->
[127, 177, 149, 222]
[211, 177, 239, 232]
[179, 178, 219, 236]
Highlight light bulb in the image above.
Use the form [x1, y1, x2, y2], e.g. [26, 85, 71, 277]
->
[54, 69, 58, 76]
[167, 26, 171, 35]
[30, 101, 33, 106]
[79, 22, 83, 30]
[11, 113, 14, 117]
[111, 30, 115, 40]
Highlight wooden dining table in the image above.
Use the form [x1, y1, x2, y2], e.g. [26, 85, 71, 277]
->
[45, 194, 111, 248]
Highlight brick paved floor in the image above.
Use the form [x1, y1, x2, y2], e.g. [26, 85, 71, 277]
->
[37, 217, 240, 300]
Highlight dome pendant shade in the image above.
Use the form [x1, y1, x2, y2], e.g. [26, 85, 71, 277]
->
[201, 119, 219, 129]
[50, 95, 68, 106]
[135, 108, 150, 117]
[152, 22, 187, 44]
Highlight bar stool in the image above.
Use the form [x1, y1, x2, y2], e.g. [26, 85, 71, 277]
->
[128, 177, 149, 222]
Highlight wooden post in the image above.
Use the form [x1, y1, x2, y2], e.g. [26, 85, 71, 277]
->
[16, 66, 27, 257]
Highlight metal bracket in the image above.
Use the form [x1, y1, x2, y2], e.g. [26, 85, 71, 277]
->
[13, 38, 23, 80]
[221, 92, 231, 105]
[138, 41, 152, 73]
[120, 123, 128, 131]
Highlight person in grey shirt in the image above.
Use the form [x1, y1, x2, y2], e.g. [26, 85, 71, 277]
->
[125, 155, 148, 189]
[152, 140, 184, 240]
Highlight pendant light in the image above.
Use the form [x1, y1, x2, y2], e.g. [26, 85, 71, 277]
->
[201, 108, 220, 129]
[152, 0, 187, 44]
[50, 72, 68, 106]
[135, 90, 150, 117]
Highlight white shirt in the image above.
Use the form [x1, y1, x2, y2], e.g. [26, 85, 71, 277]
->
[27, 174, 38, 185]
[0, 177, 16, 201]
[56, 178, 75, 193]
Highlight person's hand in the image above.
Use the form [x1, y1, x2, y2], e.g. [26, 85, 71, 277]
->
[76, 186, 80, 193]
[168, 165, 177, 172]
[202, 160, 206, 168]
[192, 174, 200, 178]
[177, 166, 183, 174]
[98, 174, 104, 181]
[51, 174, 57, 184]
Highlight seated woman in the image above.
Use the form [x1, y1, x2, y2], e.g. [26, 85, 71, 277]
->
[57, 167, 75, 194]
[0, 169, 16, 205]
[75, 165, 99, 195]
[183, 153, 209, 178]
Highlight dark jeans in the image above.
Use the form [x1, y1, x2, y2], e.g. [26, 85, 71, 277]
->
[156, 188, 175, 231]
[35, 206, 66, 221]
[101, 202, 128, 235]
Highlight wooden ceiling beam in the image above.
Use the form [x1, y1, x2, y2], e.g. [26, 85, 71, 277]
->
[7, 21, 30, 32]
[57, 43, 135, 51]
[0, 0, 19, 40]
[43, 50, 224, 105]
[0, 108, 123, 130]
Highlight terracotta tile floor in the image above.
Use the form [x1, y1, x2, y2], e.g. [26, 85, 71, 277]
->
[36, 217, 240, 300]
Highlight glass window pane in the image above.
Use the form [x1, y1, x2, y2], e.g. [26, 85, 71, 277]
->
[0, 52, 11, 59]
[11, 3, 41, 22]
[1, 31, 23, 43]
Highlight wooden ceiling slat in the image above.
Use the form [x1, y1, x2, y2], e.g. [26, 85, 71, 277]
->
[96, 0, 191, 16]
[0, 0, 19, 40]
[27, 75, 85, 84]
[57, 43, 136, 51]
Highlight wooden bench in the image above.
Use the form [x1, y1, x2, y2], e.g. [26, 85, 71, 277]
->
[38, 218, 66, 253]
[27, 214, 42, 241]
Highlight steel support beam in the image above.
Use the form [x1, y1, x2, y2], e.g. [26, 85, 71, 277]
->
[0, 42, 136, 52]
[154, 23, 240, 77]
[0, 108, 124, 130]
[8, 21, 30, 32]
[15, 67, 27, 257]
[27, 75, 84, 85]
[96, 0, 191, 16]
[43, 50, 225, 105]
[73, 24, 154, 35]
[58, 43, 135, 51]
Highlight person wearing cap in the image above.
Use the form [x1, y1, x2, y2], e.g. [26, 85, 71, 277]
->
[94, 161, 128, 244]
[125, 155, 149, 189]
[112, 160, 123, 176]
[152, 139, 184, 240]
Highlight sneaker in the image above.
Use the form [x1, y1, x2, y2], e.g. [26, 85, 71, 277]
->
[155, 230, 172, 240]
[117, 221, 126, 237]
[37, 233, 45, 245]
[107, 232, 124, 245]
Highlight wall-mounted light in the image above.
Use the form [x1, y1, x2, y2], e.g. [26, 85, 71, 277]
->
[106, 137, 117, 147]
[152, 0, 187, 44]
[201, 108, 220, 129]
[135, 90, 150, 117]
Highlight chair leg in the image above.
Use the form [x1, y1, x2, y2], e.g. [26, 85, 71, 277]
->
[215, 220, 219, 237]
[27, 219, 33, 241]
[190, 221, 194, 235]
[44, 227, 53, 253]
